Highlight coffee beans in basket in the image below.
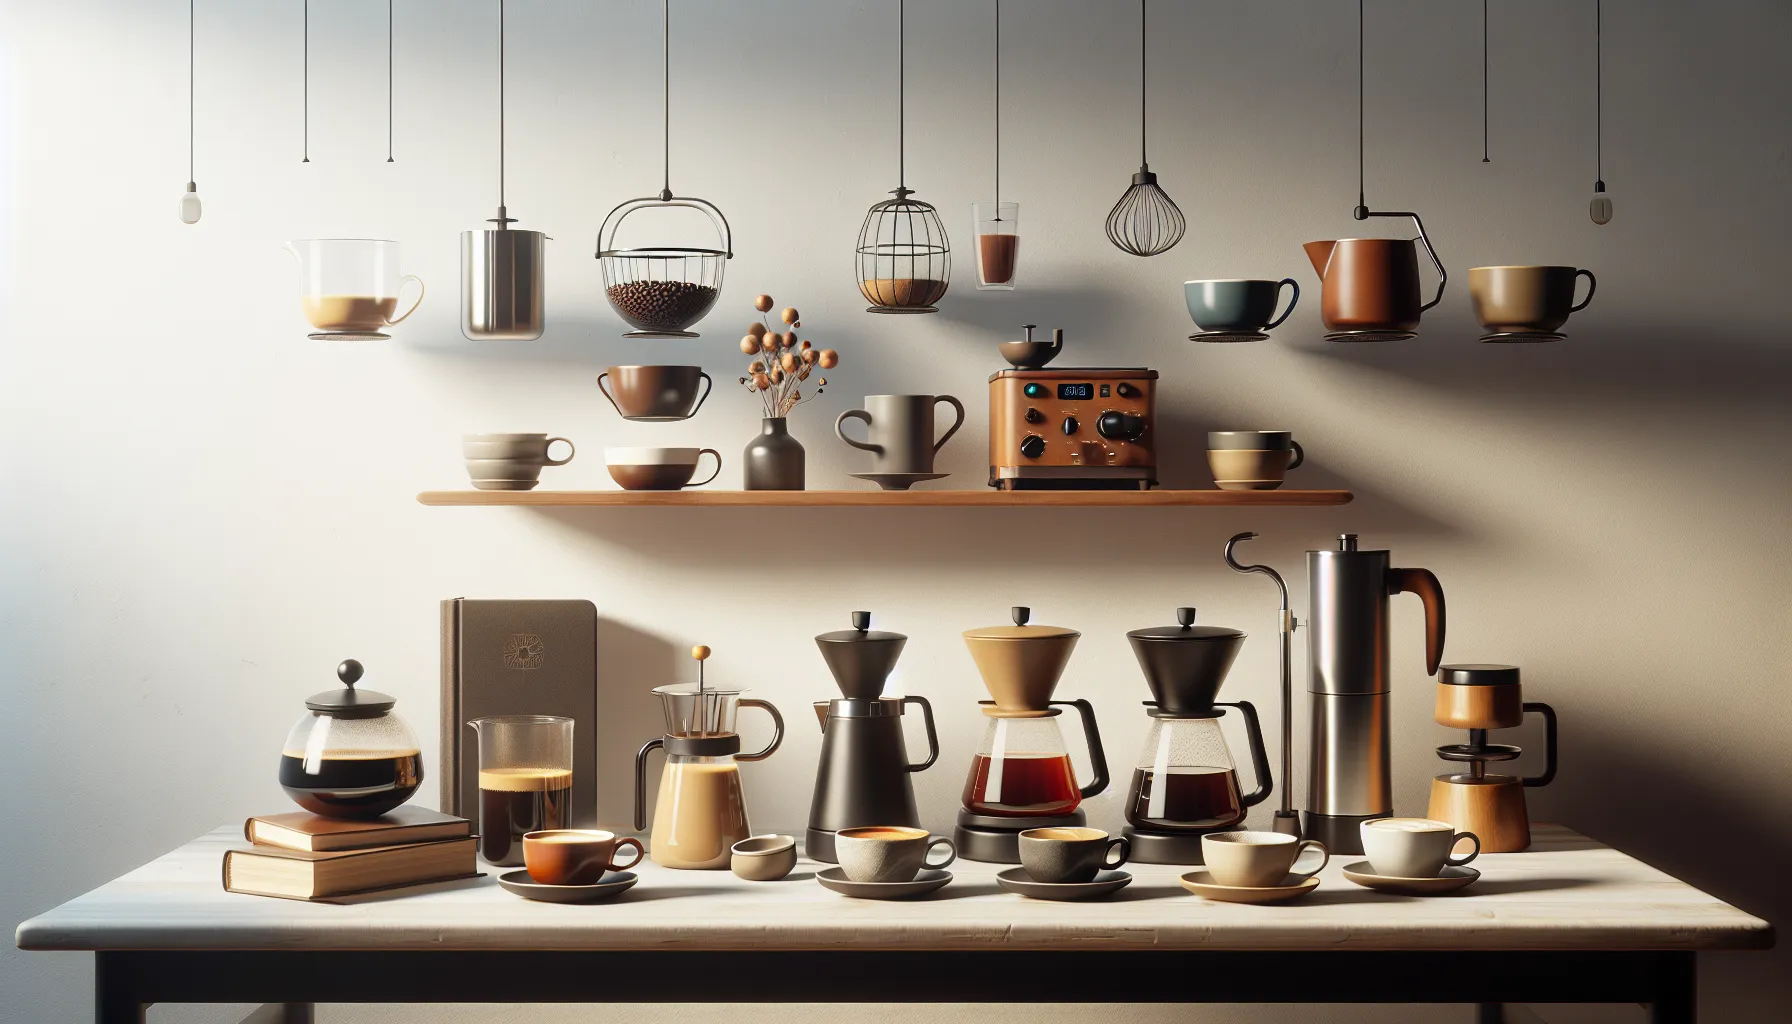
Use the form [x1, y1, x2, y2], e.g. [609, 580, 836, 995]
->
[607, 280, 719, 333]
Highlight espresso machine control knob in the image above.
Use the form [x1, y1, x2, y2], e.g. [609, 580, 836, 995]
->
[1116, 382, 1140, 398]
[1019, 435, 1047, 459]
[1061, 415, 1079, 435]
[1098, 411, 1145, 442]
[1024, 407, 1044, 424]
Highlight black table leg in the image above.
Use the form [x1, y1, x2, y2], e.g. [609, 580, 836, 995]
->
[1650, 953, 1698, 1023]
[1475, 1005, 1503, 1024]
[94, 952, 146, 1024]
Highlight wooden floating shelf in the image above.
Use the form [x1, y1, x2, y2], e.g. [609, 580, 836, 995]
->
[417, 489, 1353, 507]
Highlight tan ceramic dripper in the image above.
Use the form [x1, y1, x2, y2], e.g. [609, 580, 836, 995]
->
[962, 607, 1081, 718]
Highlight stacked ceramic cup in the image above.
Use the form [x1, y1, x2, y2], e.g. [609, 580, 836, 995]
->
[1206, 431, 1304, 491]
[595, 365, 723, 491]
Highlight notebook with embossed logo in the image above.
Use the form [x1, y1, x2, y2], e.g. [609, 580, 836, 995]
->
[440, 599, 597, 827]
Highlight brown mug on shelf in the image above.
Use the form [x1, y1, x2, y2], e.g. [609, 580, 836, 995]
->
[522, 829, 644, 886]
[1468, 266, 1596, 335]
[605, 447, 722, 491]
[597, 365, 714, 422]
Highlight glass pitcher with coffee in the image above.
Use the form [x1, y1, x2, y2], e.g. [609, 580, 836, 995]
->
[954, 607, 1110, 863]
[284, 238, 425, 340]
[279, 659, 424, 820]
[1121, 608, 1273, 864]
[634, 646, 784, 869]
[467, 715, 575, 866]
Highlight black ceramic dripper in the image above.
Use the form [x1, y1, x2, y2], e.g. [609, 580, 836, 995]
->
[815, 611, 908, 699]
[1125, 607, 1246, 716]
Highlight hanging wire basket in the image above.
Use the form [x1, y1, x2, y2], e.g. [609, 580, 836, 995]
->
[596, 195, 732, 338]
[856, 188, 950, 314]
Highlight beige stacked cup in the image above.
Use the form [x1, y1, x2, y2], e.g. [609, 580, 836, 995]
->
[1207, 431, 1304, 491]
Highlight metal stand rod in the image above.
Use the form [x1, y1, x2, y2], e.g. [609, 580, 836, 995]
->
[1224, 532, 1300, 835]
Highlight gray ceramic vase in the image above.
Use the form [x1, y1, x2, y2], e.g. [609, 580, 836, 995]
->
[744, 417, 805, 490]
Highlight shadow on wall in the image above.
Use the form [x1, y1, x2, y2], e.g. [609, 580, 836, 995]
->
[593, 618, 680, 829]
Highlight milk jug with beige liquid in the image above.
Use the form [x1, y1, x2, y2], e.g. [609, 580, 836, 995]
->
[284, 238, 425, 340]
[634, 647, 784, 869]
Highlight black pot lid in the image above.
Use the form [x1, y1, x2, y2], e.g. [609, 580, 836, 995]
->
[1438, 664, 1520, 686]
[304, 659, 397, 715]
[816, 611, 907, 645]
[1127, 607, 1245, 642]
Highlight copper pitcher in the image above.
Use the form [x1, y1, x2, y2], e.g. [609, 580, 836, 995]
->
[1303, 213, 1446, 334]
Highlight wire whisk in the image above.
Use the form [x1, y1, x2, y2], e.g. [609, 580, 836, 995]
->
[1106, 0, 1182, 257]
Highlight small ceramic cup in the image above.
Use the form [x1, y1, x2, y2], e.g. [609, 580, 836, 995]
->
[462, 433, 574, 491]
[1360, 818, 1480, 878]
[1201, 831, 1329, 888]
[1468, 266, 1595, 334]
[604, 447, 722, 491]
[730, 834, 799, 882]
[1207, 449, 1304, 490]
[522, 829, 644, 886]
[597, 365, 714, 422]
[1018, 826, 1130, 884]
[833, 826, 956, 884]
[1184, 278, 1300, 334]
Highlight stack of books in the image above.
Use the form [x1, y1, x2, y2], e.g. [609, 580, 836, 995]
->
[223, 806, 477, 901]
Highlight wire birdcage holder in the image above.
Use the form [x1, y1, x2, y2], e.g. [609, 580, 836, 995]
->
[596, 193, 732, 338]
[857, 187, 951, 314]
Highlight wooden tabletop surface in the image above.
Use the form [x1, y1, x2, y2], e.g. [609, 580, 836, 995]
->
[14, 824, 1772, 953]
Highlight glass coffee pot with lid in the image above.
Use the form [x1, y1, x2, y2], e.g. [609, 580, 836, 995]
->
[278, 660, 424, 819]
[634, 646, 784, 869]
[1122, 608, 1272, 864]
[954, 607, 1109, 863]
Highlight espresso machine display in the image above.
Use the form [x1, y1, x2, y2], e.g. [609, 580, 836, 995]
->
[634, 647, 784, 869]
[279, 660, 424, 820]
[988, 346, 1158, 490]
[806, 612, 940, 863]
[1122, 609, 1273, 863]
[1305, 534, 1446, 854]
[955, 607, 1110, 862]
[1427, 664, 1557, 852]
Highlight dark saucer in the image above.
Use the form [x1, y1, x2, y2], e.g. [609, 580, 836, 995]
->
[1480, 330, 1566, 344]
[497, 869, 638, 904]
[996, 867, 1133, 900]
[1188, 330, 1270, 343]
[1323, 329, 1418, 343]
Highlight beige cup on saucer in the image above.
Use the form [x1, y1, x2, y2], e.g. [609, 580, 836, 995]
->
[1361, 817, 1480, 878]
[1201, 830, 1329, 888]
[462, 433, 574, 491]
[833, 826, 956, 883]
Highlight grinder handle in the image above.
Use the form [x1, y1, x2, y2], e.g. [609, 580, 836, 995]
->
[1389, 567, 1447, 674]
[1521, 702, 1558, 788]
[1052, 699, 1110, 800]
[1216, 700, 1274, 809]
[634, 738, 664, 832]
[902, 695, 939, 773]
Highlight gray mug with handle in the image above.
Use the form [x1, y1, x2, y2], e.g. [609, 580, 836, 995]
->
[836, 394, 966, 474]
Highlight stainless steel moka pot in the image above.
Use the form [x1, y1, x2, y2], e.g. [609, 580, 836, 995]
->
[1304, 534, 1445, 854]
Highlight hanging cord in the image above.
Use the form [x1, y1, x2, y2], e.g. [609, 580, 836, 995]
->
[898, 0, 905, 190]
[1355, 0, 1365, 215]
[660, 0, 670, 199]
[1481, 0, 1489, 162]
[302, 0, 309, 162]
[188, 0, 194, 183]
[387, 0, 394, 162]
[992, 0, 1000, 211]
[1138, 0, 1147, 167]
[498, 0, 507, 216]
[1594, 0, 1602, 185]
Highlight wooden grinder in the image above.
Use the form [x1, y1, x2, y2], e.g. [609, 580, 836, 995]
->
[1427, 664, 1557, 852]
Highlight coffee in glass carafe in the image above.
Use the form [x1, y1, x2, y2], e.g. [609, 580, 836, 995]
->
[278, 660, 424, 819]
[467, 714, 574, 866]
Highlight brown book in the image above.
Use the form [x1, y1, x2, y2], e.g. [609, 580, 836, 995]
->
[222, 836, 477, 901]
[244, 806, 471, 852]
[440, 599, 598, 826]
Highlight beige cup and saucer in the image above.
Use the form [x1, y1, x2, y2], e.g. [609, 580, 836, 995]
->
[463, 433, 574, 491]
[817, 826, 955, 899]
[1179, 831, 1329, 904]
[1343, 817, 1481, 896]
[1469, 265, 1595, 343]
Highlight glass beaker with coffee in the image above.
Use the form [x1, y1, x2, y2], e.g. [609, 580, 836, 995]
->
[971, 201, 1019, 289]
[278, 660, 424, 820]
[467, 715, 575, 867]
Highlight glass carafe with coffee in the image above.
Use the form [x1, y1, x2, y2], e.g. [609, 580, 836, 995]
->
[467, 714, 575, 867]
[1122, 608, 1273, 864]
[278, 659, 424, 819]
[954, 607, 1109, 863]
[634, 646, 784, 869]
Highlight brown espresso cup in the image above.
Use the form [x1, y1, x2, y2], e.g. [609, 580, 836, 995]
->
[597, 365, 714, 422]
[1468, 266, 1596, 334]
[522, 829, 645, 886]
[604, 447, 723, 490]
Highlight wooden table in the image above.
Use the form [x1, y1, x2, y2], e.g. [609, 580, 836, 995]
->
[15, 824, 1771, 1023]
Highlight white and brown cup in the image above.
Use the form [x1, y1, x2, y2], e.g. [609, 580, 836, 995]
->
[833, 826, 957, 883]
[1360, 818, 1480, 878]
[1201, 831, 1329, 888]
[462, 433, 574, 491]
[604, 447, 722, 491]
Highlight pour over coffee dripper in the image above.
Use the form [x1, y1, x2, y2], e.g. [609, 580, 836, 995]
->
[955, 607, 1109, 864]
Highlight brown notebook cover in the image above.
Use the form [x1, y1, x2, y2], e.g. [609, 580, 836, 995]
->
[222, 837, 478, 901]
[244, 806, 471, 852]
[440, 599, 598, 827]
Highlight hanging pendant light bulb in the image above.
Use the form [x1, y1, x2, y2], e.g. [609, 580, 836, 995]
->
[178, 0, 201, 224]
[1588, 0, 1612, 224]
[1105, 0, 1182, 257]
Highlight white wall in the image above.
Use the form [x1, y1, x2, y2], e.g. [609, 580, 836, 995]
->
[3, 1, 1788, 1022]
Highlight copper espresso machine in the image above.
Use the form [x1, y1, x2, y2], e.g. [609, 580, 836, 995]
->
[987, 328, 1157, 490]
